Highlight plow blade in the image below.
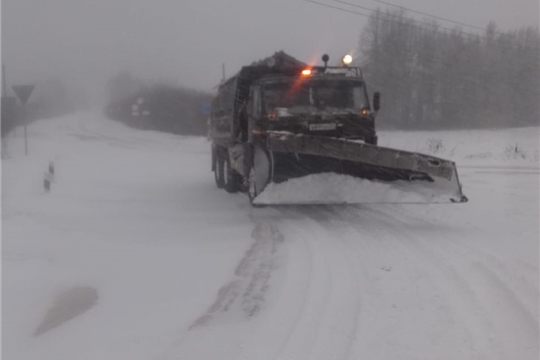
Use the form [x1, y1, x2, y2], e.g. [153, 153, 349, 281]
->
[251, 134, 468, 205]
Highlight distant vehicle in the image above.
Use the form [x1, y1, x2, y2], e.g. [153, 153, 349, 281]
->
[209, 51, 467, 206]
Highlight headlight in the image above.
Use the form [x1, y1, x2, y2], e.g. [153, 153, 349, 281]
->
[342, 54, 353, 66]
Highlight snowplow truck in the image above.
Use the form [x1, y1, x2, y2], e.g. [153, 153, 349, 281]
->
[209, 51, 468, 205]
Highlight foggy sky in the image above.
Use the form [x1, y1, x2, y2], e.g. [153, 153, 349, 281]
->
[2, 0, 539, 106]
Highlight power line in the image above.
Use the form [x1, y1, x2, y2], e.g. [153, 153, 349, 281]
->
[305, 0, 371, 18]
[367, 0, 488, 32]
[337, 0, 540, 53]
[341, 0, 537, 43]
[304, 0, 540, 54]
[334, 0, 537, 44]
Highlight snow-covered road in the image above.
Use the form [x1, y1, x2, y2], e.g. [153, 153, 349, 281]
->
[2, 113, 538, 359]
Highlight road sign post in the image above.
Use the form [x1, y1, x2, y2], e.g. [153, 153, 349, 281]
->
[24, 119, 27, 155]
[12, 85, 35, 155]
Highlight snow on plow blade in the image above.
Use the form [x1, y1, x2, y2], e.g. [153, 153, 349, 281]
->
[252, 134, 468, 205]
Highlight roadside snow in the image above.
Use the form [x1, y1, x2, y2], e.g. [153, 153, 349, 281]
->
[2, 113, 538, 360]
[2, 113, 255, 360]
[378, 127, 540, 167]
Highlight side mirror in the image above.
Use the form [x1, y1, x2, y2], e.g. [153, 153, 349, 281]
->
[373, 92, 381, 111]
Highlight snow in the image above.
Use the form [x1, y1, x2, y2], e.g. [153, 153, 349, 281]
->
[2, 112, 538, 360]
[255, 173, 460, 204]
[378, 127, 540, 167]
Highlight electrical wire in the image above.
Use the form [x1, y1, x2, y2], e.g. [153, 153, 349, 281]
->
[304, 0, 540, 54]
[341, 0, 540, 52]
[367, 0, 492, 32]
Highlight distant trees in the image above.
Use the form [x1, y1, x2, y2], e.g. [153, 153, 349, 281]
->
[1, 78, 89, 139]
[358, 9, 540, 130]
[104, 74, 212, 136]
[30, 79, 88, 119]
[106, 71, 144, 104]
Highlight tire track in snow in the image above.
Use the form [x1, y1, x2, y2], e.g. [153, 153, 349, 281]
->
[412, 234, 539, 358]
[185, 206, 364, 360]
[159, 201, 536, 360]
[434, 229, 539, 325]
[306, 205, 492, 358]
[316, 204, 538, 359]
[159, 221, 284, 360]
[408, 237, 538, 358]
[369, 204, 539, 333]
[190, 222, 284, 329]
[229, 206, 364, 360]
[271, 216, 362, 360]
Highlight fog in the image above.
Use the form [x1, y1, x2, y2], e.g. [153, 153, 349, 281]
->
[2, 0, 538, 107]
[2, 3, 540, 358]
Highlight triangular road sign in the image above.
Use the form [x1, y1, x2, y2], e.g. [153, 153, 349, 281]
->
[12, 85, 35, 105]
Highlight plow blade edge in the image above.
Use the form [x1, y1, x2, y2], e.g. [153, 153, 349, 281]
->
[251, 134, 468, 205]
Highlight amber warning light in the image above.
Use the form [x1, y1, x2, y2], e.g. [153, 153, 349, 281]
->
[301, 69, 312, 76]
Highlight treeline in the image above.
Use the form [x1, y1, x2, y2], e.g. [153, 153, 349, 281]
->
[104, 72, 212, 136]
[2, 79, 88, 138]
[358, 9, 540, 130]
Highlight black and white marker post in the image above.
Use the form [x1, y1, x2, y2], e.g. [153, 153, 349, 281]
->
[44, 171, 52, 192]
[43, 161, 54, 192]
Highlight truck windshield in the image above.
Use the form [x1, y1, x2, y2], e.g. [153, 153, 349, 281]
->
[263, 79, 367, 114]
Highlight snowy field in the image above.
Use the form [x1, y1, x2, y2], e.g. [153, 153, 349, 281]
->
[2, 112, 539, 360]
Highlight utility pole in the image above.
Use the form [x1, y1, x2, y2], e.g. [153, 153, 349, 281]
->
[222, 63, 226, 81]
[2, 64, 7, 97]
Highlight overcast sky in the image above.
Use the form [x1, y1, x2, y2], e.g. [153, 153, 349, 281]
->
[2, 0, 539, 105]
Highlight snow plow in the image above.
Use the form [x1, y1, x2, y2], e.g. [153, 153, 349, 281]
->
[209, 51, 468, 205]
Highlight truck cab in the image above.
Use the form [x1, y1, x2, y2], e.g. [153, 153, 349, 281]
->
[246, 70, 379, 145]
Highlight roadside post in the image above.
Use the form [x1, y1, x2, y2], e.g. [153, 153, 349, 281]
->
[2, 64, 17, 157]
[12, 84, 35, 155]
[44, 171, 52, 192]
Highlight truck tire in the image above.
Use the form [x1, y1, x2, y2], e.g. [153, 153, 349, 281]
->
[214, 155, 225, 189]
[367, 135, 378, 146]
[223, 156, 240, 193]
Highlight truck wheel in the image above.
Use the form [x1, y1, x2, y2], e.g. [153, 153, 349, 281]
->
[367, 135, 378, 146]
[214, 155, 225, 189]
[223, 156, 239, 193]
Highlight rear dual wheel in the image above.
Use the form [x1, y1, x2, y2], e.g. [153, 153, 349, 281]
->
[222, 156, 240, 193]
[367, 135, 378, 146]
[214, 148, 240, 193]
[214, 154, 225, 189]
